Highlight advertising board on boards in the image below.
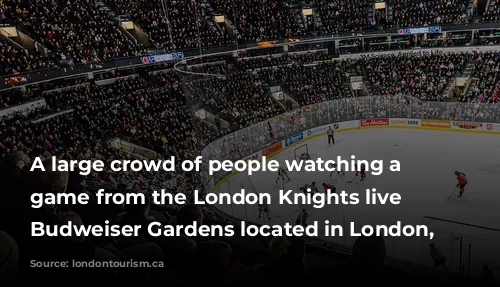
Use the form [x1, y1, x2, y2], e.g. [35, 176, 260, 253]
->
[285, 132, 304, 147]
[390, 119, 420, 126]
[243, 152, 259, 162]
[306, 123, 339, 138]
[360, 118, 389, 127]
[262, 142, 283, 156]
[421, 120, 451, 128]
[484, 123, 500, 131]
[452, 121, 483, 130]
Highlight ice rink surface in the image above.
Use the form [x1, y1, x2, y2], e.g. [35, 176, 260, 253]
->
[215, 128, 500, 274]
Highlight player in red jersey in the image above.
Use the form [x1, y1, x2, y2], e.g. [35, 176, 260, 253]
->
[454, 171, 468, 197]
[322, 182, 336, 193]
[356, 163, 366, 181]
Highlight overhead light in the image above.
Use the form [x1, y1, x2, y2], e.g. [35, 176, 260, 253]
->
[214, 16, 225, 23]
[0, 27, 19, 37]
[302, 9, 313, 16]
[120, 21, 134, 30]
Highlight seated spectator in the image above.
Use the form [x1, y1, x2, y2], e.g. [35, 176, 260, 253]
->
[480, 265, 495, 284]
[429, 243, 447, 270]
[328, 235, 413, 284]
[192, 240, 248, 286]
[251, 236, 313, 286]
[482, 0, 500, 22]
[177, 204, 204, 227]
[0, 231, 18, 287]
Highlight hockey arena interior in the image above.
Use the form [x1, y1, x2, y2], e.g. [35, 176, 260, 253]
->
[2, 0, 500, 285]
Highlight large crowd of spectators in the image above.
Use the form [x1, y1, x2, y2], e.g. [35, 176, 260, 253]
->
[392, 0, 471, 27]
[0, 0, 490, 76]
[353, 53, 468, 101]
[2, 50, 500, 285]
[1, 0, 146, 64]
[0, 38, 56, 76]
[104, 0, 231, 50]
[316, 0, 370, 35]
[209, 0, 305, 42]
[461, 51, 500, 103]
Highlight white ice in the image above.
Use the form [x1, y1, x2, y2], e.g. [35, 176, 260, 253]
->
[214, 129, 500, 276]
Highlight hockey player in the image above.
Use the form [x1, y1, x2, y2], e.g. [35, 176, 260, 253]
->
[329, 162, 345, 178]
[276, 167, 290, 184]
[300, 152, 311, 161]
[309, 181, 319, 193]
[454, 171, 468, 197]
[296, 208, 309, 227]
[299, 182, 318, 194]
[356, 163, 366, 181]
[322, 182, 336, 193]
[299, 184, 310, 194]
[258, 201, 271, 220]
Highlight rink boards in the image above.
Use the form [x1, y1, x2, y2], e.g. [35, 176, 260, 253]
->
[210, 118, 500, 191]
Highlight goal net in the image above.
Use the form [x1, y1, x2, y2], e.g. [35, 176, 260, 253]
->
[294, 144, 308, 160]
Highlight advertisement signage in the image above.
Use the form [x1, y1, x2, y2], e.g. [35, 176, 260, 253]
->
[390, 119, 420, 126]
[452, 121, 483, 130]
[338, 45, 500, 61]
[243, 153, 259, 162]
[285, 132, 304, 147]
[141, 52, 184, 64]
[484, 123, 500, 131]
[262, 142, 283, 156]
[306, 125, 328, 137]
[360, 118, 389, 127]
[398, 26, 441, 35]
[421, 120, 451, 128]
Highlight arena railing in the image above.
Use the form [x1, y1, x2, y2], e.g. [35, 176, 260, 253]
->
[199, 95, 500, 277]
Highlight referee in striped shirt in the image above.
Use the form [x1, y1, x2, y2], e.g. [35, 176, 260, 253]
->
[327, 126, 334, 145]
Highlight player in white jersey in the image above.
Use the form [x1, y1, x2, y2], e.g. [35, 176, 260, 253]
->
[300, 182, 319, 193]
[276, 167, 290, 184]
[300, 152, 311, 161]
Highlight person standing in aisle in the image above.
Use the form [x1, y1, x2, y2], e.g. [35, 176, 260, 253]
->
[327, 126, 335, 146]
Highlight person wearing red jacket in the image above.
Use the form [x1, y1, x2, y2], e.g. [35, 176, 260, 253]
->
[322, 182, 336, 194]
[296, 209, 309, 227]
[454, 171, 468, 197]
[356, 163, 366, 181]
